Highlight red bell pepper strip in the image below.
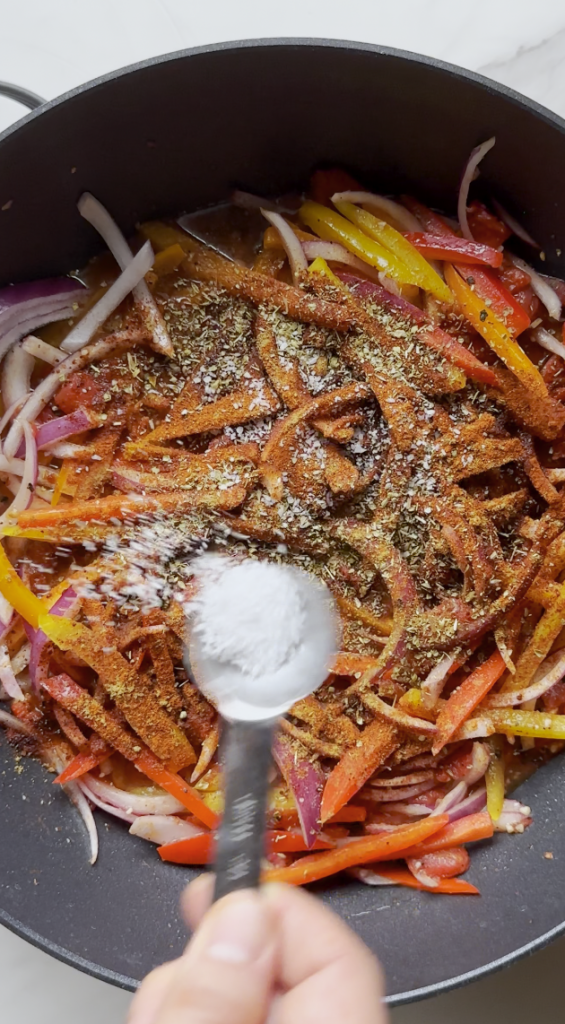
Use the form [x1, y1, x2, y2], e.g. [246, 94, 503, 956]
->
[456, 265, 531, 337]
[432, 652, 506, 755]
[158, 829, 334, 865]
[466, 201, 511, 248]
[405, 232, 503, 268]
[401, 197, 453, 235]
[54, 737, 111, 784]
[320, 719, 399, 822]
[262, 815, 449, 886]
[361, 864, 479, 895]
[310, 168, 362, 208]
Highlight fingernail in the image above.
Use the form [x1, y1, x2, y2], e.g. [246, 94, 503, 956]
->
[200, 891, 270, 964]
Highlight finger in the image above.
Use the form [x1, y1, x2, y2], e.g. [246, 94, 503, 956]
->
[128, 960, 182, 1024]
[152, 889, 277, 1024]
[264, 884, 387, 1024]
[181, 871, 214, 932]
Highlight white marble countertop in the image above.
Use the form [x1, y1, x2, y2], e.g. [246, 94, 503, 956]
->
[2, 2, 565, 1020]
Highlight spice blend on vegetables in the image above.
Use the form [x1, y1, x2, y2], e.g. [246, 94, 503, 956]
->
[2, 140, 565, 892]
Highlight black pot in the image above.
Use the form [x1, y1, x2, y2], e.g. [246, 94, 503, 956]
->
[1, 39, 565, 1006]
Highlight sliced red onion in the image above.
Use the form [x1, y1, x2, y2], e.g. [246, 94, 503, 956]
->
[407, 858, 439, 888]
[77, 192, 172, 357]
[0, 421, 37, 523]
[380, 802, 432, 817]
[77, 776, 136, 825]
[35, 408, 95, 451]
[494, 799, 532, 832]
[457, 137, 496, 240]
[0, 707, 32, 732]
[447, 788, 487, 823]
[0, 278, 85, 361]
[261, 209, 307, 283]
[366, 780, 436, 803]
[60, 241, 153, 354]
[421, 654, 456, 701]
[454, 717, 494, 741]
[369, 770, 434, 788]
[0, 643, 24, 701]
[30, 587, 78, 692]
[491, 199, 540, 249]
[431, 780, 467, 816]
[46, 441, 89, 460]
[487, 648, 565, 708]
[273, 732, 323, 847]
[465, 742, 491, 786]
[129, 815, 205, 845]
[532, 326, 565, 362]
[348, 866, 397, 886]
[21, 334, 64, 365]
[508, 254, 561, 319]
[1, 342, 34, 411]
[82, 772, 185, 816]
[331, 191, 422, 232]
[4, 330, 142, 458]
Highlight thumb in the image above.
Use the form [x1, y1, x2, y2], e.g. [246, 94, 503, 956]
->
[133, 889, 277, 1024]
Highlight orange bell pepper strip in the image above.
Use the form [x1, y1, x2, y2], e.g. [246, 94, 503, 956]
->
[270, 803, 367, 831]
[395, 812, 493, 859]
[320, 719, 399, 822]
[153, 243, 186, 277]
[158, 830, 334, 865]
[362, 865, 479, 895]
[262, 815, 449, 886]
[444, 263, 547, 399]
[299, 201, 419, 287]
[432, 651, 506, 755]
[332, 200, 452, 303]
[51, 464, 71, 507]
[404, 232, 503, 268]
[134, 750, 219, 830]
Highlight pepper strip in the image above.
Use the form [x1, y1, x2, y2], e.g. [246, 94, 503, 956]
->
[444, 263, 547, 398]
[432, 652, 506, 755]
[158, 830, 334, 865]
[320, 720, 399, 822]
[404, 232, 503, 268]
[359, 866, 479, 895]
[262, 815, 449, 886]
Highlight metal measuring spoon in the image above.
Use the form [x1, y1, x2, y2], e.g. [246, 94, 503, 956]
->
[185, 563, 338, 902]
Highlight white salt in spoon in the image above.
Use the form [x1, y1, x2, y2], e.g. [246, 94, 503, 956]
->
[185, 555, 338, 901]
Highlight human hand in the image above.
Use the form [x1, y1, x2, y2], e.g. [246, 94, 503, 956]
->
[128, 874, 388, 1024]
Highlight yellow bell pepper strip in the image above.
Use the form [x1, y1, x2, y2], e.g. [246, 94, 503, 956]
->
[404, 232, 503, 268]
[333, 199, 452, 303]
[320, 720, 399, 823]
[0, 542, 46, 629]
[307, 255, 342, 285]
[432, 651, 506, 755]
[500, 581, 565, 695]
[444, 263, 548, 400]
[262, 814, 449, 886]
[299, 201, 419, 287]
[485, 737, 505, 822]
[153, 243, 187, 277]
[51, 464, 71, 507]
[477, 708, 565, 740]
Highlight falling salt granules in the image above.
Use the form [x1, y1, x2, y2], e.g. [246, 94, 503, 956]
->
[189, 555, 307, 677]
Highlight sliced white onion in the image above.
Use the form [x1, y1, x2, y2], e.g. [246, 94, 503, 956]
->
[491, 199, 540, 249]
[81, 772, 185, 816]
[4, 329, 144, 458]
[509, 254, 561, 320]
[77, 192, 172, 357]
[11, 641, 30, 675]
[457, 137, 496, 240]
[421, 654, 456, 701]
[1, 342, 34, 410]
[0, 298, 82, 362]
[487, 648, 565, 707]
[301, 240, 383, 282]
[0, 707, 32, 731]
[0, 643, 24, 700]
[465, 742, 491, 785]
[547, 468, 565, 483]
[348, 866, 397, 886]
[0, 421, 37, 522]
[331, 191, 421, 232]
[22, 335, 64, 365]
[532, 326, 565, 361]
[260, 209, 307, 283]
[0, 591, 13, 629]
[129, 814, 205, 845]
[60, 241, 153, 354]
[65, 780, 99, 864]
[77, 777, 136, 824]
[44, 441, 90, 459]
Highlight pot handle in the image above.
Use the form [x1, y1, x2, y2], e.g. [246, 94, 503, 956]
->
[0, 82, 44, 110]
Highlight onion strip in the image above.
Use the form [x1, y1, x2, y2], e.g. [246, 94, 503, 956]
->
[457, 137, 496, 240]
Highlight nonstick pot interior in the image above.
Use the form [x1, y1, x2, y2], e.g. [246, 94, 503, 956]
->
[1, 39, 565, 1005]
